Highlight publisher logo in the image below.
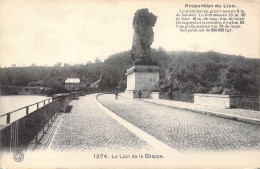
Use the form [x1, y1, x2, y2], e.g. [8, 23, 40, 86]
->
[13, 150, 24, 162]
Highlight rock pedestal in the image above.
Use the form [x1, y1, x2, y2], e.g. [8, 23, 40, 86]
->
[125, 65, 160, 98]
[124, 8, 160, 99]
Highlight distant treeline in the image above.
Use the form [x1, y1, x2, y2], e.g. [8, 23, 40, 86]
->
[0, 49, 259, 96]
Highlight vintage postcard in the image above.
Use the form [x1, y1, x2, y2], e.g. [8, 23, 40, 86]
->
[0, 0, 259, 168]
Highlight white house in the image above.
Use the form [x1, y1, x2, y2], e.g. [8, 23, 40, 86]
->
[65, 78, 80, 91]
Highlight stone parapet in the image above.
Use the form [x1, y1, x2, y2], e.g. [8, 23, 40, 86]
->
[194, 94, 231, 108]
[151, 92, 160, 99]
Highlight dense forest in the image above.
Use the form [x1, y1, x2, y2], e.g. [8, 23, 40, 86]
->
[0, 49, 259, 96]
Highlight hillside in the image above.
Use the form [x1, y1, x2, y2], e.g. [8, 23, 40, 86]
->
[0, 49, 259, 95]
[101, 49, 259, 95]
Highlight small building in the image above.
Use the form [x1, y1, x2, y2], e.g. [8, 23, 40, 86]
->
[65, 78, 80, 91]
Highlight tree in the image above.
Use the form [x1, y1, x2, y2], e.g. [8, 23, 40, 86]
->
[95, 57, 102, 64]
[0, 49, 258, 96]
[54, 62, 62, 67]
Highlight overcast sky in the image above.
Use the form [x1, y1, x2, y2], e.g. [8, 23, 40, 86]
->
[0, 0, 259, 67]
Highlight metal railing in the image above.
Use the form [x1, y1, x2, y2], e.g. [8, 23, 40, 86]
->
[0, 98, 53, 125]
[0, 91, 86, 151]
[230, 95, 259, 111]
[159, 92, 194, 103]
[0, 96, 68, 151]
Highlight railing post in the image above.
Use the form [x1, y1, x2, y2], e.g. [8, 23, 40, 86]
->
[44, 100, 46, 106]
[26, 106, 29, 115]
[37, 103, 39, 110]
[7, 113, 10, 124]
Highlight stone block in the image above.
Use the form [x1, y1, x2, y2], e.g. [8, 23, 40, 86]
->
[125, 65, 160, 98]
[194, 94, 231, 109]
[151, 92, 160, 99]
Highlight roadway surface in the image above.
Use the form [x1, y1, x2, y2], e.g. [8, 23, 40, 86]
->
[49, 94, 152, 151]
[97, 94, 260, 152]
[3, 93, 259, 169]
[49, 94, 260, 152]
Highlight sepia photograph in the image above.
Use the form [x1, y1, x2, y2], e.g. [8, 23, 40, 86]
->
[0, 0, 259, 168]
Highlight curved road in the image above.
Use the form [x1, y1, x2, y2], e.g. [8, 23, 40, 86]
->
[49, 94, 151, 151]
[97, 94, 260, 152]
[49, 93, 260, 153]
